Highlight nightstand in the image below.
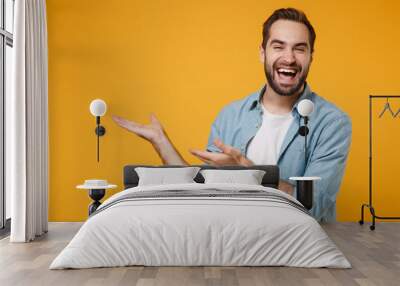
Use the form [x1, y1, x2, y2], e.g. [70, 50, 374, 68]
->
[77, 180, 117, 215]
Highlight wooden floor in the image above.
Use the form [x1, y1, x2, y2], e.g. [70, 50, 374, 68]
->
[0, 222, 399, 286]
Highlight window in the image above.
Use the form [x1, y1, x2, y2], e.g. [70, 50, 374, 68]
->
[0, 0, 14, 233]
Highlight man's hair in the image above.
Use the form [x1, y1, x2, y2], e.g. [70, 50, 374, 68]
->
[261, 8, 316, 53]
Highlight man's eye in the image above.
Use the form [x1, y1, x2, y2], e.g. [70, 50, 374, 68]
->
[273, 46, 283, 50]
[295, 47, 306, 52]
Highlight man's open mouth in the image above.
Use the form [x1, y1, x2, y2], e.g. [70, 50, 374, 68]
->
[275, 67, 299, 85]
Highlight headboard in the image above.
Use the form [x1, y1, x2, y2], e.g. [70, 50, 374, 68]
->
[123, 165, 280, 189]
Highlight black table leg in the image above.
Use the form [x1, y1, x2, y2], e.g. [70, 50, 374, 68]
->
[296, 180, 314, 210]
[88, 189, 105, 215]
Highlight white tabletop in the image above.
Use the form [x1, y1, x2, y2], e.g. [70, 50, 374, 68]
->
[76, 184, 117, 190]
[289, 177, 321, 181]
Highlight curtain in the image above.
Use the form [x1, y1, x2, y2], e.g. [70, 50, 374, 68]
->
[8, 0, 48, 242]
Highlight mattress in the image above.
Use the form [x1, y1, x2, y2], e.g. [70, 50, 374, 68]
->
[50, 183, 351, 269]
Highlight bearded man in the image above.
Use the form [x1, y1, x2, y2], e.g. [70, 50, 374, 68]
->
[113, 8, 352, 222]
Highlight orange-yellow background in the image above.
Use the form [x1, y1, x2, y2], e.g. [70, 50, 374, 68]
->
[47, 0, 400, 221]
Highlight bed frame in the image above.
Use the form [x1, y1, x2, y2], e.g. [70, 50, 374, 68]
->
[123, 165, 280, 189]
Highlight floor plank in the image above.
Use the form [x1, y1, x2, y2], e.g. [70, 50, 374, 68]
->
[0, 222, 399, 286]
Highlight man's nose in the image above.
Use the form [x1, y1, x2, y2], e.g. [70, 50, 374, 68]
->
[281, 49, 296, 64]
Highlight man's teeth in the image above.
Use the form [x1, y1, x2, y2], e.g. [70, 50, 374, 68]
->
[277, 68, 297, 74]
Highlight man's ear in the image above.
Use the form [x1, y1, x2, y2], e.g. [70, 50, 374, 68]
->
[259, 45, 265, 63]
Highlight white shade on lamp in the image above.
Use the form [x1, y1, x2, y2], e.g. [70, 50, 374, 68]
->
[90, 99, 107, 117]
[89, 99, 107, 162]
[297, 99, 314, 117]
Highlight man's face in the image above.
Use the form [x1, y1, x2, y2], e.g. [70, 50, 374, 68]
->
[260, 20, 313, 96]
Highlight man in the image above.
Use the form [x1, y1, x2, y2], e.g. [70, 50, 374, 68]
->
[113, 8, 352, 222]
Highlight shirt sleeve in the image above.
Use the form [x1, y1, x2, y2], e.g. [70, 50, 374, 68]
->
[206, 108, 227, 153]
[206, 120, 221, 152]
[304, 114, 352, 222]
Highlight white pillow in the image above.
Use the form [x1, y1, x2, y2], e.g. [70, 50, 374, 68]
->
[135, 167, 201, 186]
[200, 169, 266, 185]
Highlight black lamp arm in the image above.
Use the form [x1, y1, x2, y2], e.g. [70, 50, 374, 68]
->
[94, 116, 106, 162]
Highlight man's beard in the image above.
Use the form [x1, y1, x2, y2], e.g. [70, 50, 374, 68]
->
[264, 60, 309, 97]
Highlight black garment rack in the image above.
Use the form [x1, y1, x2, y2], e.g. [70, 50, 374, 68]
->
[359, 95, 400, 230]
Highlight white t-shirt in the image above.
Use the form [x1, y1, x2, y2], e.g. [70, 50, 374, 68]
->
[246, 104, 293, 165]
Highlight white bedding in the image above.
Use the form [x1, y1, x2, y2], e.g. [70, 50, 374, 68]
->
[50, 183, 351, 269]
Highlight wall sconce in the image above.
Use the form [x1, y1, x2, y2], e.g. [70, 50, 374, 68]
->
[89, 99, 107, 162]
[297, 99, 314, 144]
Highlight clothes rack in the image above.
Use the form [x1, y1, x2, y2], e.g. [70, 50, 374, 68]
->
[359, 95, 400, 230]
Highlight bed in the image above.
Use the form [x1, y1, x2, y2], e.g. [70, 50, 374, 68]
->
[50, 165, 350, 269]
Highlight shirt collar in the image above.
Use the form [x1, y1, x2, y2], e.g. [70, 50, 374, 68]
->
[248, 83, 314, 116]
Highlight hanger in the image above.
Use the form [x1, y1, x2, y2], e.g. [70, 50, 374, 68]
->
[393, 107, 400, 118]
[378, 98, 395, 118]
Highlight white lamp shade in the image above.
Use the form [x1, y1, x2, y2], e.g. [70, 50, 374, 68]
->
[90, 99, 107, 117]
[297, 99, 314, 117]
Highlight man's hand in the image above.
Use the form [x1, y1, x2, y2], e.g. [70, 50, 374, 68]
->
[278, 180, 294, 196]
[112, 114, 187, 165]
[190, 139, 254, 166]
[112, 114, 165, 145]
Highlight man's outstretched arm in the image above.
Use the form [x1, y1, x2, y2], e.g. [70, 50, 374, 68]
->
[112, 114, 188, 165]
[190, 139, 294, 195]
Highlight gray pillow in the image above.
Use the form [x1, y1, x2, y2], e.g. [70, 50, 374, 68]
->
[200, 169, 266, 185]
[135, 167, 201, 186]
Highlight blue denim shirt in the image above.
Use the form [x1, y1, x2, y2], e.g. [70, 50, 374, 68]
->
[206, 84, 352, 222]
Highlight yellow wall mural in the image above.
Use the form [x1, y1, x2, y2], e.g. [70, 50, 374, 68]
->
[47, 0, 400, 221]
